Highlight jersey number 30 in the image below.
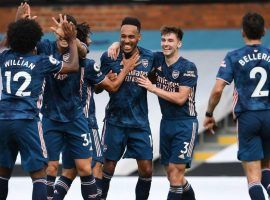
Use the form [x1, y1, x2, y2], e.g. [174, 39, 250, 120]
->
[250, 67, 269, 97]
[5, 71, 31, 97]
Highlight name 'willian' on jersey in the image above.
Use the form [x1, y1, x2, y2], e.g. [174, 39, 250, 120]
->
[217, 44, 270, 117]
[81, 58, 106, 129]
[154, 52, 197, 119]
[100, 47, 154, 128]
[0, 49, 62, 119]
[37, 39, 83, 122]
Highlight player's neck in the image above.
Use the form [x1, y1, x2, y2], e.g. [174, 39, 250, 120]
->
[123, 47, 139, 59]
[165, 52, 180, 67]
[245, 38, 262, 45]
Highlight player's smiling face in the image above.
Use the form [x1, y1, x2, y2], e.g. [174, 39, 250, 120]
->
[161, 33, 181, 57]
[120, 25, 141, 54]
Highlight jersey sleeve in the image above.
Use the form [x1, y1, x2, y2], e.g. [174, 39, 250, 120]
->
[100, 51, 121, 74]
[40, 55, 63, 75]
[216, 53, 233, 84]
[180, 62, 198, 87]
[84, 60, 106, 85]
[152, 52, 162, 69]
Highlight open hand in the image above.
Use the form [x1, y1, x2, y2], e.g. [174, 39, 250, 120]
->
[136, 76, 156, 92]
[122, 52, 141, 72]
[15, 2, 37, 21]
[107, 70, 117, 81]
[108, 42, 120, 60]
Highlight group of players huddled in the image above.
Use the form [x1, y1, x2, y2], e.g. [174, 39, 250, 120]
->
[0, 2, 270, 200]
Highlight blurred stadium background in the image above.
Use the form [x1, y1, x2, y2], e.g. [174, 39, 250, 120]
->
[1, 0, 270, 199]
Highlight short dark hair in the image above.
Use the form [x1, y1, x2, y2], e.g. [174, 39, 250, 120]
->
[121, 17, 141, 32]
[160, 26, 184, 41]
[7, 19, 43, 54]
[242, 12, 265, 40]
[76, 22, 91, 44]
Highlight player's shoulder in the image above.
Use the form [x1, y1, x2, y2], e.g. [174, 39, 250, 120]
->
[226, 46, 248, 59]
[100, 51, 113, 62]
[179, 57, 196, 70]
[37, 39, 56, 54]
[85, 58, 100, 73]
[0, 49, 10, 57]
[85, 58, 95, 66]
[153, 51, 164, 58]
[138, 46, 154, 57]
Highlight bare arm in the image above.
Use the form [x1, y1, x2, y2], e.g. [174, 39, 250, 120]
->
[203, 79, 227, 132]
[76, 38, 88, 58]
[137, 76, 190, 106]
[58, 21, 79, 74]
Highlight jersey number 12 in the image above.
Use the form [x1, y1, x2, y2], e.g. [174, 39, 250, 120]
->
[5, 71, 32, 96]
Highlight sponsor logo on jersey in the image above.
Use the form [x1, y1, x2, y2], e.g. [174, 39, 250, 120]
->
[172, 70, 180, 79]
[183, 70, 196, 77]
[62, 53, 70, 62]
[141, 59, 149, 68]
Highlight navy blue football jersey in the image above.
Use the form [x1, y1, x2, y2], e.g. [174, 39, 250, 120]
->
[0, 49, 62, 119]
[100, 47, 155, 128]
[154, 52, 197, 119]
[82, 58, 105, 128]
[217, 44, 270, 117]
[37, 39, 84, 122]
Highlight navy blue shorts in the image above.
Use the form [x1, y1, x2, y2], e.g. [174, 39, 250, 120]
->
[102, 121, 153, 161]
[237, 110, 270, 161]
[62, 127, 103, 169]
[0, 118, 47, 172]
[160, 118, 198, 168]
[42, 115, 92, 162]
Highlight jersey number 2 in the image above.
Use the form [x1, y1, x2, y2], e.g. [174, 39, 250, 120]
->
[250, 67, 269, 97]
[5, 71, 31, 96]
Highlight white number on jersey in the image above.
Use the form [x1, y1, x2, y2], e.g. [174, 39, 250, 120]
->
[250, 67, 269, 97]
[5, 71, 32, 96]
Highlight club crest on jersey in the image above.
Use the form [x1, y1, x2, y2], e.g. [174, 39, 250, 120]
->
[172, 70, 180, 79]
[62, 53, 70, 62]
[141, 59, 148, 68]
[94, 63, 101, 72]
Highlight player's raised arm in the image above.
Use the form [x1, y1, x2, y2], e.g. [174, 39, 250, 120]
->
[58, 20, 79, 74]
[51, 14, 88, 58]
